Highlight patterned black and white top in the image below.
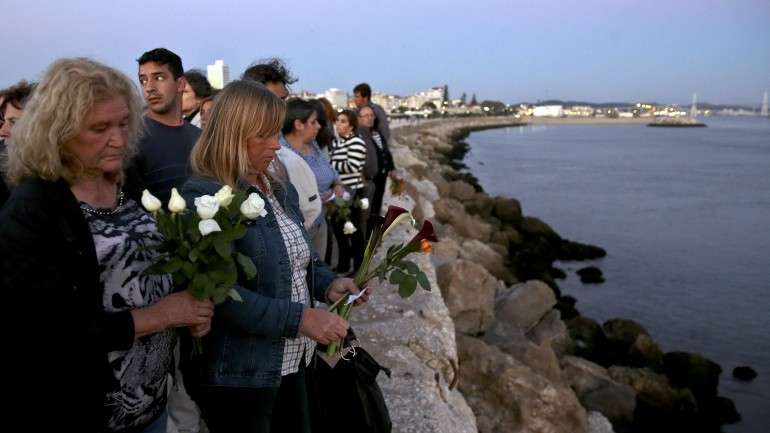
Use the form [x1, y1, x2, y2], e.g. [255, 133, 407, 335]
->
[80, 195, 175, 432]
[330, 133, 367, 190]
[260, 179, 314, 376]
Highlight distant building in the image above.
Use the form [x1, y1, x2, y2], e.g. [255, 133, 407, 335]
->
[564, 106, 594, 117]
[207, 60, 230, 89]
[371, 92, 404, 113]
[324, 88, 348, 109]
[533, 105, 563, 117]
[406, 86, 444, 110]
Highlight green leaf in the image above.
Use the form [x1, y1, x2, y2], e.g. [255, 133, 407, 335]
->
[230, 224, 248, 240]
[235, 253, 257, 280]
[389, 268, 407, 285]
[213, 238, 231, 258]
[211, 288, 229, 304]
[398, 260, 420, 275]
[228, 288, 243, 302]
[188, 250, 199, 263]
[191, 273, 214, 299]
[181, 261, 197, 279]
[161, 258, 183, 274]
[398, 275, 418, 298]
[416, 271, 431, 291]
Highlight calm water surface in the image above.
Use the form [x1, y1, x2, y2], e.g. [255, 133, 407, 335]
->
[464, 117, 770, 433]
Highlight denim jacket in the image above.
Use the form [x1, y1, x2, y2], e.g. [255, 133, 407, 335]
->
[181, 175, 337, 388]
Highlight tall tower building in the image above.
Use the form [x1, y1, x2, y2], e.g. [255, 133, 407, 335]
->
[207, 60, 230, 89]
[324, 88, 348, 109]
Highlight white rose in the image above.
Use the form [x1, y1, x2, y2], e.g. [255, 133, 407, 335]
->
[168, 188, 187, 213]
[214, 185, 235, 207]
[240, 192, 268, 219]
[141, 189, 161, 212]
[359, 198, 370, 210]
[198, 219, 222, 236]
[194, 195, 220, 220]
[343, 221, 357, 235]
[342, 191, 351, 201]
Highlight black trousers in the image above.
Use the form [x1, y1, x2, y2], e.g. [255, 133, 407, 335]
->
[196, 363, 311, 433]
[331, 191, 366, 273]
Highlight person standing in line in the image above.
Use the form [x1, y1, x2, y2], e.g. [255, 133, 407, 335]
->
[181, 70, 213, 128]
[352, 82, 391, 143]
[329, 110, 367, 273]
[357, 105, 395, 220]
[124, 48, 200, 205]
[125, 47, 206, 433]
[1, 80, 36, 207]
[0, 57, 213, 433]
[181, 80, 366, 433]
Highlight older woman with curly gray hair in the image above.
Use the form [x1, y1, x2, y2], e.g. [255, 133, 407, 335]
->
[0, 57, 214, 433]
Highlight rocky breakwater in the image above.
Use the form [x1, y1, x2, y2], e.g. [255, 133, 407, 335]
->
[367, 116, 740, 433]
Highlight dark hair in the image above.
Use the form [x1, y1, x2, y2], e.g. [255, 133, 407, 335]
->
[282, 98, 317, 135]
[242, 58, 298, 85]
[0, 80, 36, 115]
[353, 83, 371, 99]
[310, 99, 335, 149]
[184, 70, 213, 98]
[338, 109, 359, 131]
[137, 48, 184, 79]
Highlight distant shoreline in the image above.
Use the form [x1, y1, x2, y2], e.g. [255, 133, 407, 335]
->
[525, 116, 649, 125]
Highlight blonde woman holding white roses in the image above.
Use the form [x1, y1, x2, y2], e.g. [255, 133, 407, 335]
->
[0, 58, 213, 433]
[181, 80, 368, 433]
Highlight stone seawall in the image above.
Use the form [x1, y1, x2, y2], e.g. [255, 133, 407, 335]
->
[351, 116, 739, 433]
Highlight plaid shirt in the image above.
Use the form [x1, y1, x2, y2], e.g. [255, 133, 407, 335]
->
[263, 184, 315, 376]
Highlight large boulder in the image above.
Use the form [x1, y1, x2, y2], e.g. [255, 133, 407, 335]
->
[587, 412, 615, 433]
[452, 213, 493, 242]
[628, 334, 664, 370]
[493, 196, 523, 224]
[517, 216, 561, 242]
[576, 266, 605, 284]
[558, 239, 607, 260]
[459, 239, 514, 284]
[431, 237, 460, 268]
[527, 309, 574, 357]
[603, 319, 649, 348]
[566, 316, 607, 362]
[561, 356, 636, 427]
[434, 198, 465, 224]
[484, 321, 563, 383]
[464, 192, 495, 218]
[437, 260, 497, 335]
[609, 366, 698, 430]
[457, 335, 588, 433]
[496, 280, 556, 331]
[661, 351, 722, 403]
[449, 180, 477, 202]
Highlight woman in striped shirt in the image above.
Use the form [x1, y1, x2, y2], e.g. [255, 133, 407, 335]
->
[329, 110, 367, 273]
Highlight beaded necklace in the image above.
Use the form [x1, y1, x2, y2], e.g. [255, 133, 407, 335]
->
[80, 191, 125, 216]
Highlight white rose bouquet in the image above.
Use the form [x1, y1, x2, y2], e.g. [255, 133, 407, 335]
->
[142, 186, 268, 353]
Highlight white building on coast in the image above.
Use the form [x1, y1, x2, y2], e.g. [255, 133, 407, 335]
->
[533, 105, 564, 117]
[207, 60, 230, 89]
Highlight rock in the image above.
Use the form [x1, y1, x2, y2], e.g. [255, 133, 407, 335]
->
[566, 316, 607, 361]
[459, 239, 514, 284]
[609, 366, 698, 430]
[493, 196, 523, 225]
[517, 216, 561, 242]
[451, 213, 493, 242]
[702, 396, 741, 424]
[408, 177, 440, 202]
[436, 260, 497, 335]
[603, 318, 649, 349]
[391, 145, 428, 169]
[434, 198, 465, 224]
[426, 171, 451, 197]
[413, 196, 435, 222]
[732, 366, 757, 381]
[503, 227, 522, 246]
[577, 266, 605, 284]
[628, 334, 663, 370]
[431, 237, 460, 268]
[464, 193, 495, 218]
[561, 356, 636, 427]
[662, 351, 722, 403]
[587, 412, 615, 433]
[449, 180, 477, 201]
[349, 219, 477, 433]
[527, 309, 574, 357]
[555, 295, 580, 320]
[484, 321, 563, 383]
[558, 239, 607, 260]
[550, 266, 567, 279]
[496, 280, 556, 331]
[457, 335, 588, 433]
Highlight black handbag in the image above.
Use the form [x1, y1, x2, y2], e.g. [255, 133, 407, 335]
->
[308, 330, 392, 433]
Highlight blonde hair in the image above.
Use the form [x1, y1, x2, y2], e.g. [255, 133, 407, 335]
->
[5, 57, 142, 186]
[190, 80, 285, 187]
